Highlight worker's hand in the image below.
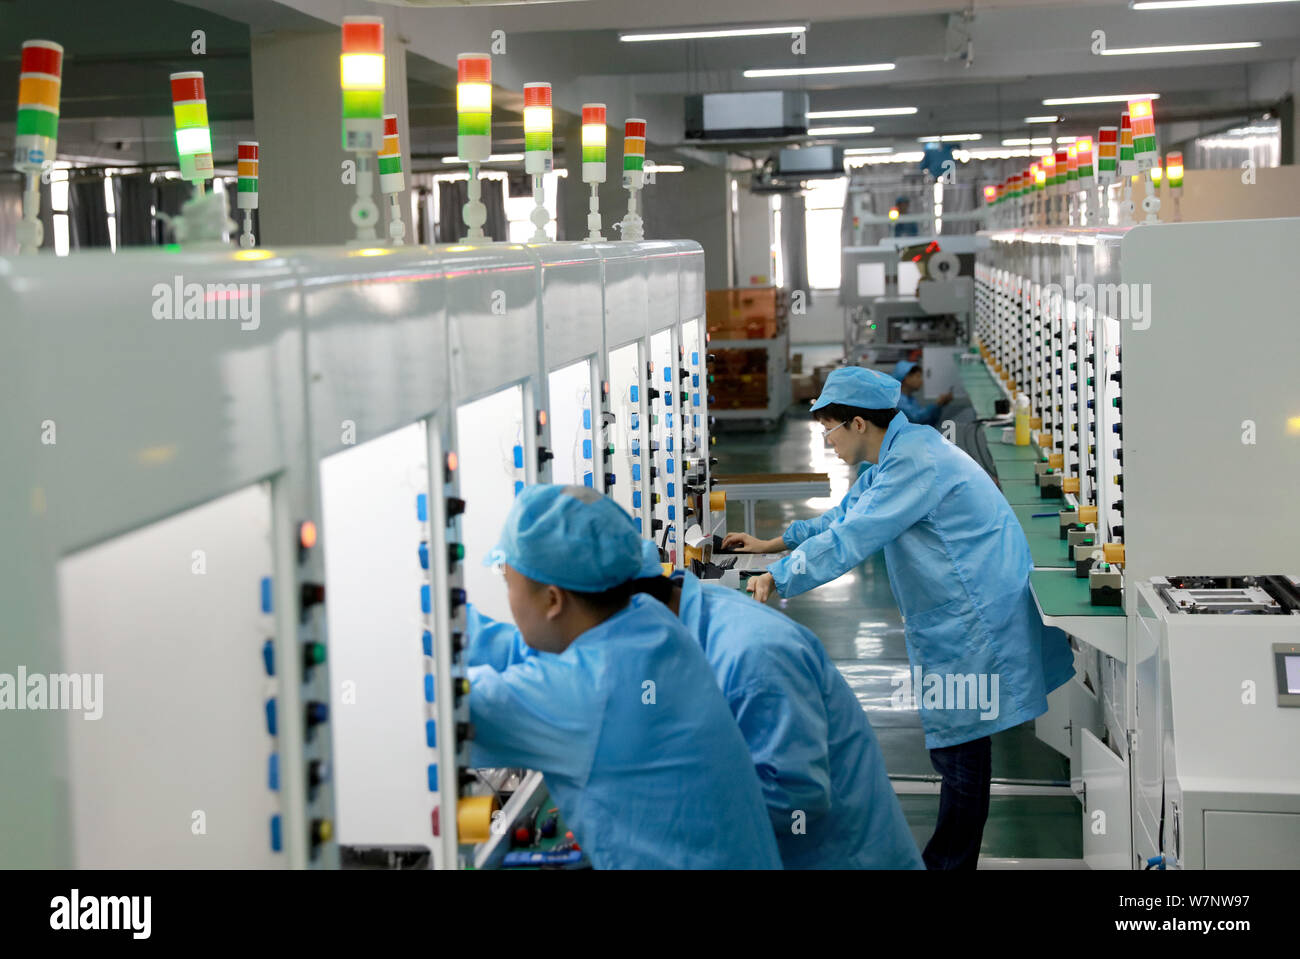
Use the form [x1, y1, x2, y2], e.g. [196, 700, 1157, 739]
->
[937, 391, 954, 407]
[746, 572, 776, 603]
[721, 532, 769, 553]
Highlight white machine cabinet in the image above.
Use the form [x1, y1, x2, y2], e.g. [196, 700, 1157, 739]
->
[0, 248, 336, 869]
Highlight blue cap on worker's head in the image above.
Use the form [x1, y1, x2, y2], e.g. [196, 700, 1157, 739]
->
[892, 360, 920, 382]
[637, 539, 667, 579]
[483, 484, 644, 592]
[810, 366, 901, 413]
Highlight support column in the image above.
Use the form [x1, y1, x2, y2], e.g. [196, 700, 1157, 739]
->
[251, 28, 410, 246]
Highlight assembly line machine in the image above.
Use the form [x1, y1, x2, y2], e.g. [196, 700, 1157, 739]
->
[972, 217, 1300, 868]
[0, 236, 715, 870]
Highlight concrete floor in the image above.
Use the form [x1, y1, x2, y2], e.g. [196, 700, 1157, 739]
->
[713, 386, 1083, 861]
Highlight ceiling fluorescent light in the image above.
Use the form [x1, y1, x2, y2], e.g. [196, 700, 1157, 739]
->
[1025, 115, 1060, 123]
[918, 133, 982, 142]
[744, 63, 894, 78]
[621, 25, 807, 42]
[808, 125, 876, 135]
[843, 147, 894, 155]
[1043, 94, 1160, 105]
[440, 153, 523, 163]
[806, 107, 917, 119]
[1101, 41, 1260, 55]
[1132, 0, 1297, 10]
[1003, 137, 1053, 145]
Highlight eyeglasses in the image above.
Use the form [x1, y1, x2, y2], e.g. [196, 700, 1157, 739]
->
[821, 421, 846, 440]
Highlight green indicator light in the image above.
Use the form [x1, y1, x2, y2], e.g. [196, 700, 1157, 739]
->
[449, 543, 466, 561]
[307, 642, 327, 665]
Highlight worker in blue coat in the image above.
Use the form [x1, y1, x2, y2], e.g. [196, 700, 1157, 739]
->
[722, 366, 1075, 870]
[892, 359, 952, 427]
[632, 543, 923, 869]
[466, 483, 781, 870]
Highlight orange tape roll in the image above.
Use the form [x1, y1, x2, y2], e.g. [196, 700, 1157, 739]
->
[457, 795, 500, 844]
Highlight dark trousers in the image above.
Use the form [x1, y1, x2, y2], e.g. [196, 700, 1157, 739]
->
[922, 735, 992, 870]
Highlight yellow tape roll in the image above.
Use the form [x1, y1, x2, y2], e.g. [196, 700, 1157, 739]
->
[1078, 505, 1098, 523]
[457, 795, 500, 844]
[1063, 477, 1079, 493]
[1048, 453, 1064, 469]
[1103, 543, 1125, 565]
[1035, 431, 1052, 448]
[1029, 417, 1042, 429]
[709, 490, 727, 512]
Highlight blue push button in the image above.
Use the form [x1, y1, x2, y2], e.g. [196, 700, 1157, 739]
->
[631, 416, 639, 431]
[270, 815, 283, 852]
[692, 373, 699, 388]
[666, 413, 673, 428]
[667, 458, 675, 474]
[514, 480, 524, 496]
[260, 576, 273, 614]
[421, 584, 431, 614]
[417, 493, 428, 522]
[262, 639, 274, 677]
[418, 542, 429, 570]
[512, 445, 524, 469]
[632, 490, 642, 509]
[664, 367, 671, 382]
[306, 702, 329, 724]
[630, 385, 639, 403]
[693, 393, 700, 407]
[692, 352, 699, 364]
[268, 753, 280, 791]
[693, 415, 700, 427]
[583, 471, 594, 488]
[424, 674, 435, 702]
[667, 482, 675, 497]
[427, 763, 439, 792]
[632, 463, 641, 481]
[426, 719, 437, 748]
[265, 698, 277, 737]
[583, 408, 591, 429]
[667, 436, 674, 452]
[668, 505, 676, 520]
[582, 438, 592, 459]
[422, 629, 433, 657]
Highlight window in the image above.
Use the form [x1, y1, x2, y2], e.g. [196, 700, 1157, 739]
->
[769, 194, 784, 289]
[48, 162, 70, 256]
[504, 170, 565, 242]
[431, 169, 567, 242]
[804, 176, 847, 290]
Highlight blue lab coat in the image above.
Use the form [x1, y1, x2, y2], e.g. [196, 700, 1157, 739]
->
[466, 597, 782, 869]
[898, 391, 943, 427]
[673, 572, 923, 869]
[767, 412, 1075, 749]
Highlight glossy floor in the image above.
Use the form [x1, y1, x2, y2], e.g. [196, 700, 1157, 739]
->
[713, 390, 1082, 862]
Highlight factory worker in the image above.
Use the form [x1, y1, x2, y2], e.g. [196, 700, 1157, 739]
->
[629, 541, 923, 870]
[892, 360, 953, 428]
[721, 366, 1075, 870]
[465, 484, 781, 870]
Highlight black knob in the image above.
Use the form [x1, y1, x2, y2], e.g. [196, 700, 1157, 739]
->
[604, 473, 616, 487]
[306, 701, 329, 727]
[651, 519, 664, 532]
[301, 583, 326, 609]
[449, 588, 467, 610]
[538, 446, 554, 463]
[308, 759, 330, 788]
[446, 497, 466, 518]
